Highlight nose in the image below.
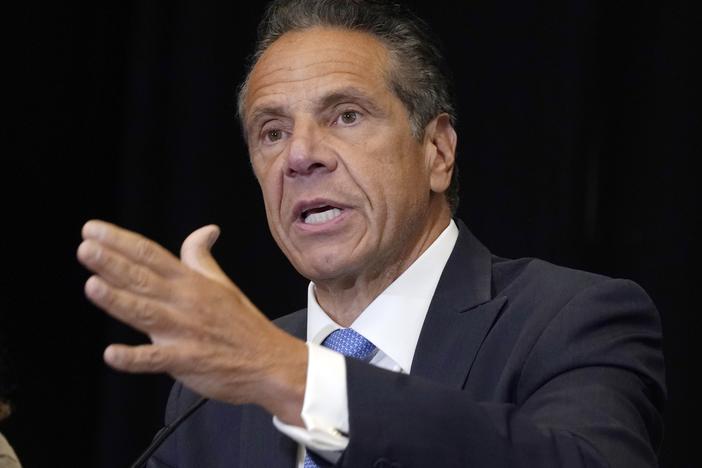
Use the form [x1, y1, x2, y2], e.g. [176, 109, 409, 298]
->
[285, 122, 337, 177]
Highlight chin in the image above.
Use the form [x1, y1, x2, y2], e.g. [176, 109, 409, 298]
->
[294, 253, 360, 283]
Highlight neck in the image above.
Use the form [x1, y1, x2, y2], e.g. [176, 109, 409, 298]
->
[314, 207, 451, 327]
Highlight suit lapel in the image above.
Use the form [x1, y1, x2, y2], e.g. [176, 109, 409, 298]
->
[411, 220, 507, 389]
[239, 220, 503, 465]
[239, 309, 307, 467]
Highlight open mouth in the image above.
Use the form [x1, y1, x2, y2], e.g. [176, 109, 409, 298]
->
[301, 206, 344, 225]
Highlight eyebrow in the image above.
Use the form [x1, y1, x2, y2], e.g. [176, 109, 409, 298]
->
[246, 105, 288, 134]
[246, 86, 383, 134]
[315, 86, 383, 115]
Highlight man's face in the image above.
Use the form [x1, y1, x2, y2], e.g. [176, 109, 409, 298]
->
[243, 27, 450, 284]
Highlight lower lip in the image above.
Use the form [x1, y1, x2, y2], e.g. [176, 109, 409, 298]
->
[294, 209, 351, 233]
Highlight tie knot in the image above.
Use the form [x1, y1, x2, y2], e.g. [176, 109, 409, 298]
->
[321, 328, 377, 362]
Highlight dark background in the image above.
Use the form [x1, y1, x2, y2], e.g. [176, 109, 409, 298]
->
[2, 1, 696, 467]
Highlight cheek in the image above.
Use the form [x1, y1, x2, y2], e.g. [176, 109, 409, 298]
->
[376, 145, 428, 197]
[251, 172, 282, 233]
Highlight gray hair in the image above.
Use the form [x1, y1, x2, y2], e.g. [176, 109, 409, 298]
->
[237, 0, 460, 212]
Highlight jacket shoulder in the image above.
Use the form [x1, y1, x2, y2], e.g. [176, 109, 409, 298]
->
[492, 256, 620, 305]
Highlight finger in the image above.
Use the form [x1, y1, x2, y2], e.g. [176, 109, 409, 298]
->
[85, 275, 178, 335]
[82, 220, 182, 277]
[78, 240, 172, 298]
[180, 225, 231, 286]
[104, 343, 177, 373]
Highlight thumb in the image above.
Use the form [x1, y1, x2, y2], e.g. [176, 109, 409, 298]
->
[180, 225, 230, 285]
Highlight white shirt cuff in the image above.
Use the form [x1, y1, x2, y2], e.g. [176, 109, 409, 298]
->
[273, 342, 350, 455]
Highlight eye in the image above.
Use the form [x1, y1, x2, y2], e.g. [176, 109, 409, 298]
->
[260, 125, 286, 145]
[265, 129, 283, 142]
[335, 110, 361, 126]
[341, 111, 357, 124]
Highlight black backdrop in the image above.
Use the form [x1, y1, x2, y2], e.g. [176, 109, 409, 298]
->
[2, 1, 696, 467]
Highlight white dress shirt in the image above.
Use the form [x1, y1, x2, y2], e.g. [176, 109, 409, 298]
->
[274, 220, 459, 466]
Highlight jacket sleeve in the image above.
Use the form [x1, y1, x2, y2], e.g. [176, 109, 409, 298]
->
[340, 279, 666, 467]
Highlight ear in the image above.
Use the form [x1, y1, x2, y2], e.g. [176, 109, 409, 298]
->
[424, 114, 457, 194]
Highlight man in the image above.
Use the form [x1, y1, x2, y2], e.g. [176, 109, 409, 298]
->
[77, 0, 665, 466]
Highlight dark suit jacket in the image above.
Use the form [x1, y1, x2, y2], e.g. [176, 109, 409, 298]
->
[147, 220, 665, 467]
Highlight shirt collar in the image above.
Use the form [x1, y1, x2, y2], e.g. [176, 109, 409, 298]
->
[306, 219, 459, 373]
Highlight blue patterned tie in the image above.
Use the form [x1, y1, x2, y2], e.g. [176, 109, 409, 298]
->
[303, 328, 377, 468]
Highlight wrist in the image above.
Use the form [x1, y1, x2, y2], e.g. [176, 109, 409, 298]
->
[259, 330, 308, 426]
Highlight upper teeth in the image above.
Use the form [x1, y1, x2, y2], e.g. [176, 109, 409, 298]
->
[304, 208, 342, 224]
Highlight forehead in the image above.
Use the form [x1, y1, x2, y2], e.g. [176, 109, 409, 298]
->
[244, 27, 392, 122]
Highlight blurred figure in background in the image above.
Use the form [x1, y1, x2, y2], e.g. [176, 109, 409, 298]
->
[0, 344, 21, 468]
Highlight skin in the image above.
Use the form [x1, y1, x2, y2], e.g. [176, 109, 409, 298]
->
[245, 27, 456, 324]
[77, 27, 456, 425]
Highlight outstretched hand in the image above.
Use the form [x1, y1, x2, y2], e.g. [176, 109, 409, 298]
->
[77, 220, 306, 425]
